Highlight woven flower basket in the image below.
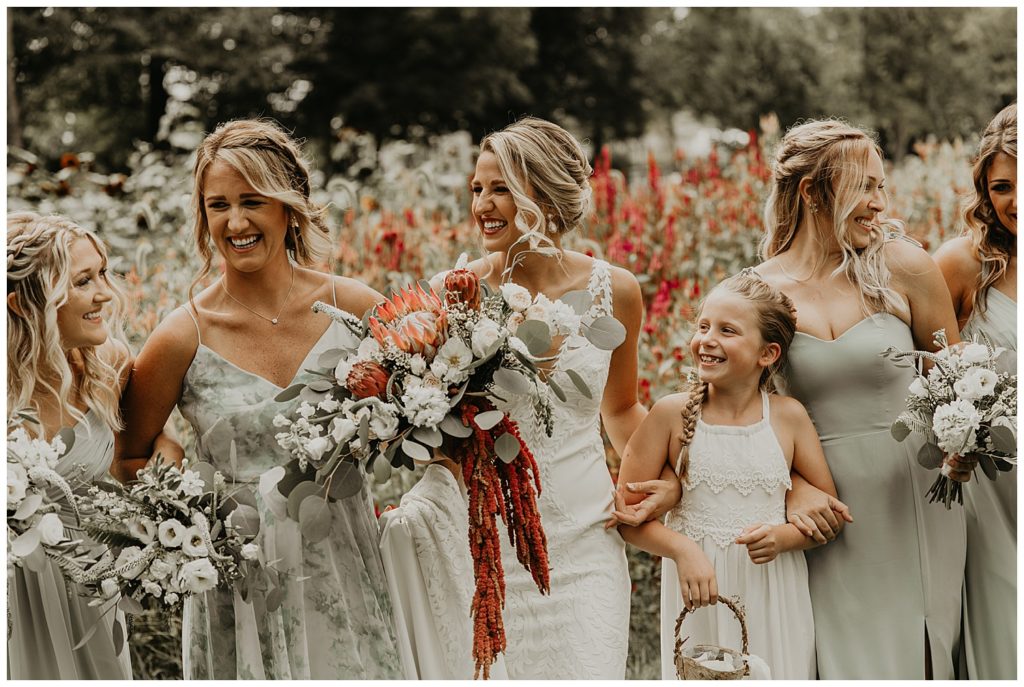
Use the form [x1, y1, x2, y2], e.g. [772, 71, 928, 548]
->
[673, 595, 750, 680]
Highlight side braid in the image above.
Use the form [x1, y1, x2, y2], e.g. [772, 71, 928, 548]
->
[674, 380, 708, 483]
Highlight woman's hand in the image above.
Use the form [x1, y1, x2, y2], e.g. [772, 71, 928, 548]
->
[942, 453, 978, 483]
[736, 523, 782, 564]
[605, 476, 682, 529]
[672, 539, 718, 611]
[786, 476, 853, 543]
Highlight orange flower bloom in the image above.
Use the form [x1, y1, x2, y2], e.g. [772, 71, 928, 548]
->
[346, 360, 390, 399]
[443, 268, 481, 310]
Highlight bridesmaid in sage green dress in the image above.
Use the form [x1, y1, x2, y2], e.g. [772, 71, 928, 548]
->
[935, 102, 1016, 680]
[755, 120, 966, 679]
[117, 120, 401, 679]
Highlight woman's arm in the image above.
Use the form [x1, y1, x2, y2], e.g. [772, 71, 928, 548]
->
[600, 266, 648, 457]
[933, 236, 980, 329]
[886, 239, 962, 351]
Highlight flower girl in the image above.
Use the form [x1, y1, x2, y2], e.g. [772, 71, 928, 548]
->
[615, 271, 841, 680]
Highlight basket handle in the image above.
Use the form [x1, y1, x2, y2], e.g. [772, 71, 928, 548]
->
[673, 595, 750, 661]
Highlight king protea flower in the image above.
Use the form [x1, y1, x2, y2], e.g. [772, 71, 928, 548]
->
[369, 283, 449, 359]
[444, 268, 481, 310]
[346, 360, 390, 399]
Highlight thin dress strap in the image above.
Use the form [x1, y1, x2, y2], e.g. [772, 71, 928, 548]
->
[330, 274, 338, 307]
[181, 304, 202, 345]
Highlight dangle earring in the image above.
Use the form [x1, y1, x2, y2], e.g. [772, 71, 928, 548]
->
[808, 201, 819, 214]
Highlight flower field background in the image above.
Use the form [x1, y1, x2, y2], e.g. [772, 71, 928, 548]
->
[7, 131, 974, 679]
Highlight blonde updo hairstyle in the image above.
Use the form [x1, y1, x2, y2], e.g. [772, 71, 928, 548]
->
[7, 212, 129, 433]
[761, 119, 906, 317]
[189, 118, 331, 300]
[479, 117, 593, 273]
[963, 102, 1016, 315]
[674, 271, 798, 482]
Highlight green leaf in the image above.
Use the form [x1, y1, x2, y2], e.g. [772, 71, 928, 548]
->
[373, 455, 393, 484]
[440, 413, 473, 438]
[358, 414, 371, 447]
[118, 595, 145, 615]
[227, 504, 261, 538]
[298, 494, 332, 543]
[890, 420, 911, 442]
[558, 289, 593, 316]
[989, 425, 1017, 455]
[274, 384, 305, 402]
[564, 368, 592, 399]
[473, 410, 505, 430]
[978, 454, 998, 481]
[493, 367, 534, 395]
[11, 527, 40, 557]
[299, 385, 328, 405]
[327, 460, 363, 500]
[584, 315, 627, 350]
[401, 437, 432, 462]
[287, 480, 325, 521]
[12, 493, 43, 521]
[307, 379, 334, 393]
[72, 616, 102, 651]
[448, 381, 469, 408]
[317, 348, 347, 370]
[546, 376, 568, 402]
[112, 619, 125, 656]
[917, 442, 944, 470]
[384, 439, 403, 468]
[494, 432, 521, 463]
[510, 346, 539, 372]
[412, 426, 443, 447]
[994, 457, 1015, 472]
[276, 459, 316, 499]
[265, 586, 284, 613]
[516, 319, 553, 357]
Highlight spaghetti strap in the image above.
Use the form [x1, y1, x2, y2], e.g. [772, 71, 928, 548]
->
[181, 305, 202, 345]
[331, 274, 338, 307]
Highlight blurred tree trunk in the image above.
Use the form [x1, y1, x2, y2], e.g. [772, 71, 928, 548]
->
[144, 52, 167, 144]
[7, 13, 23, 149]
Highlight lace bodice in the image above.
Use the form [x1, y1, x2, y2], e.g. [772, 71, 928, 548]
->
[666, 392, 792, 548]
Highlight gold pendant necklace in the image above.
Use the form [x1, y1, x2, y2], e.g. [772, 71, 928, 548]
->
[221, 265, 296, 325]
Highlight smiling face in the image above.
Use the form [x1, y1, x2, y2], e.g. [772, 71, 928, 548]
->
[987, 151, 1017, 236]
[201, 160, 291, 272]
[55, 238, 113, 350]
[471, 151, 525, 253]
[843, 148, 887, 250]
[689, 289, 780, 390]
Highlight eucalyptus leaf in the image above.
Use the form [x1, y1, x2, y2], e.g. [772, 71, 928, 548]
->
[287, 481, 325, 521]
[401, 438, 432, 462]
[546, 376, 568, 402]
[473, 410, 505, 431]
[412, 426, 443, 447]
[559, 289, 593, 316]
[494, 432, 521, 463]
[890, 420, 911, 443]
[276, 459, 316, 499]
[493, 367, 534, 395]
[448, 381, 469, 408]
[978, 454, 998, 481]
[317, 347, 347, 370]
[112, 619, 125, 657]
[327, 460, 364, 500]
[510, 345, 539, 372]
[299, 385, 328, 405]
[916, 442, 944, 470]
[564, 368, 592, 399]
[298, 494, 332, 543]
[227, 504, 261, 538]
[274, 383, 305, 403]
[71, 616, 102, 650]
[440, 413, 474, 438]
[584, 316, 627, 350]
[118, 594, 145, 615]
[516, 319, 553, 357]
[11, 527, 40, 557]
[384, 439, 403, 468]
[373, 455, 393, 484]
[358, 414, 371, 447]
[307, 379, 334, 393]
[994, 457, 1015, 472]
[12, 493, 43, 521]
[265, 586, 284, 613]
[989, 424, 1016, 455]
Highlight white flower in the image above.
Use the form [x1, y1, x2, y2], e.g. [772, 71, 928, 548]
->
[100, 577, 120, 598]
[128, 518, 157, 544]
[305, 436, 331, 463]
[369, 403, 400, 440]
[178, 557, 219, 594]
[932, 399, 983, 455]
[549, 300, 582, 336]
[164, 592, 180, 606]
[500, 283, 533, 312]
[240, 543, 260, 560]
[181, 526, 208, 557]
[113, 546, 147, 579]
[508, 336, 531, 358]
[7, 462, 28, 506]
[525, 294, 553, 325]
[330, 416, 358, 444]
[471, 317, 504, 358]
[148, 558, 175, 580]
[178, 470, 204, 497]
[432, 337, 473, 384]
[357, 337, 381, 358]
[401, 385, 450, 428]
[409, 354, 427, 375]
[334, 358, 354, 386]
[141, 580, 163, 598]
[954, 367, 998, 401]
[908, 376, 929, 398]
[37, 512, 65, 545]
[158, 519, 188, 548]
[961, 343, 989, 365]
[318, 397, 341, 413]
[272, 413, 291, 428]
[297, 402, 316, 419]
[506, 312, 526, 331]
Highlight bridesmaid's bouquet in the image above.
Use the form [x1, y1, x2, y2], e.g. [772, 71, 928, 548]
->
[884, 329, 1017, 508]
[270, 259, 624, 678]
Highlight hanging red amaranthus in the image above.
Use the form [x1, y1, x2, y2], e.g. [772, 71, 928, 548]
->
[457, 400, 549, 680]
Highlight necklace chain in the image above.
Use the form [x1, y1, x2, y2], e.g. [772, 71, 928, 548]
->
[221, 265, 296, 325]
[777, 258, 814, 283]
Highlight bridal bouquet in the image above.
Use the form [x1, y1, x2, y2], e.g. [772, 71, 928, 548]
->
[271, 261, 624, 678]
[884, 330, 1017, 508]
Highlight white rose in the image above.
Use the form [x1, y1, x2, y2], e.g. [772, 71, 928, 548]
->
[409, 354, 427, 375]
[908, 376, 929, 398]
[141, 580, 164, 598]
[330, 416, 358, 444]
[37, 512, 65, 545]
[7, 462, 28, 506]
[432, 337, 473, 384]
[113, 546, 148, 580]
[471, 317, 503, 358]
[178, 557, 219, 594]
[305, 436, 331, 462]
[954, 367, 999, 401]
[525, 294, 553, 325]
[240, 543, 260, 560]
[932, 399, 983, 455]
[369, 403, 400, 440]
[178, 470, 204, 498]
[506, 312, 526, 331]
[549, 300, 582, 336]
[148, 558, 175, 580]
[100, 577, 120, 598]
[400, 385, 450, 429]
[500, 283, 533, 312]
[181, 526, 208, 557]
[158, 519, 188, 548]
[128, 518, 157, 544]
[961, 343, 989, 365]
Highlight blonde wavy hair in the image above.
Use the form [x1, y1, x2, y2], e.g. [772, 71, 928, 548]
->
[963, 102, 1016, 315]
[760, 119, 906, 317]
[7, 212, 129, 434]
[479, 116, 593, 278]
[674, 271, 797, 482]
[189, 118, 332, 301]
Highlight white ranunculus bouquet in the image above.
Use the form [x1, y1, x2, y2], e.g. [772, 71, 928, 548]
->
[883, 329, 1017, 508]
